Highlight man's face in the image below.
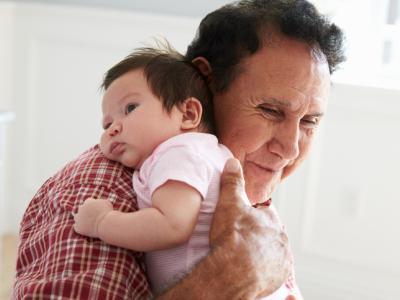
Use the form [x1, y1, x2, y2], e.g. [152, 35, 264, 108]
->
[213, 35, 331, 204]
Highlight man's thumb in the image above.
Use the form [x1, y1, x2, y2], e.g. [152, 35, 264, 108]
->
[223, 158, 242, 174]
[220, 158, 248, 203]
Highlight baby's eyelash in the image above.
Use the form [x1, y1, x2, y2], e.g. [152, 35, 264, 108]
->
[125, 103, 138, 114]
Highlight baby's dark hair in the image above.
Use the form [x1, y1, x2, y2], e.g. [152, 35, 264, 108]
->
[102, 42, 214, 133]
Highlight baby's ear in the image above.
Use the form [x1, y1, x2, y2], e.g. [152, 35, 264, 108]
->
[180, 97, 203, 131]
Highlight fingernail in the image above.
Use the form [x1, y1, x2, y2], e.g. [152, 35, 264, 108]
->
[224, 158, 240, 173]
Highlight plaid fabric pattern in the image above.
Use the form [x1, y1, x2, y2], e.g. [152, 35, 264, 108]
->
[13, 145, 151, 300]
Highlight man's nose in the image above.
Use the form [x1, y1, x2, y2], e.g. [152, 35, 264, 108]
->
[109, 122, 122, 136]
[268, 121, 300, 161]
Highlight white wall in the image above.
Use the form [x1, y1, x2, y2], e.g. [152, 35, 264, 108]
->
[0, 2, 15, 112]
[276, 83, 400, 299]
[15, 0, 233, 17]
[1, 1, 200, 233]
[0, 2, 16, 238]
[1, 2, 399, 299]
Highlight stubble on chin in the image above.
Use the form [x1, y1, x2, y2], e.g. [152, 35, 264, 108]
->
[244, 171, 283, 205]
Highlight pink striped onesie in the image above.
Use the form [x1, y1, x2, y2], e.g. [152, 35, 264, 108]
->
[133, 132, 301, 299]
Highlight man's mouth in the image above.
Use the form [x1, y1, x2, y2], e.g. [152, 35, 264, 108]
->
[247, 161, 285, 174]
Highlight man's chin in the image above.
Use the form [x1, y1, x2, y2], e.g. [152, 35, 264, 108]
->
[245, 186, 274, 205]
[244, 176, 281, 205]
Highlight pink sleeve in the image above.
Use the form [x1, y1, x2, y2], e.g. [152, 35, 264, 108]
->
[147, 146, 212, 200]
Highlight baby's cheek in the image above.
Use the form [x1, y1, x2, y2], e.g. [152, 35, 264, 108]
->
[99, 135, 108, 156]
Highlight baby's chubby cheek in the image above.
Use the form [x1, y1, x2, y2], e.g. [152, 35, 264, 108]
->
[99, 139, 112, 160]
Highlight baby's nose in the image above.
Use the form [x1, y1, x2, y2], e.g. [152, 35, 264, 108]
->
[109, 122, 122, 136]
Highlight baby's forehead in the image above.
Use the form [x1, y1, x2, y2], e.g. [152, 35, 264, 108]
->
[102, 90, 142, 110]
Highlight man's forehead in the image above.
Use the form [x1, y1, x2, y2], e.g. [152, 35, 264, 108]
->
[261, 75, 328, 103]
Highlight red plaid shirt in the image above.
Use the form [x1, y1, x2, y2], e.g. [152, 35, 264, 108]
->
[13, 145, 151, 300]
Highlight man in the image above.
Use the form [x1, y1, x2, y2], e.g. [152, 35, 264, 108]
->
[13, 0, 345, 299]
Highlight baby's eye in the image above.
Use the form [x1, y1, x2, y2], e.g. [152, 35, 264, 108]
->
[125, 103, 138, 114]
[103, 122, 111, 130]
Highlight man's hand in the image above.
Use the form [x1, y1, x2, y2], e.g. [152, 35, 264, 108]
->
[210, 158, 291, 298]
[73, 198, 113, 238]
[157, 158, 292, 300]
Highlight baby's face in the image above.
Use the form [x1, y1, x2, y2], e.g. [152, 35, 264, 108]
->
[100, 69, 184, 168]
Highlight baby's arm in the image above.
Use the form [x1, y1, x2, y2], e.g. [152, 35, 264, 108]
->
[74, 180, 201, 252]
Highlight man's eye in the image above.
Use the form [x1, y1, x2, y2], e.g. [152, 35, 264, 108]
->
[262, 108, 277, 114]
[301, 117, 320, 127]
[259, 106, 282, 118]
[125, 103, 138, 114]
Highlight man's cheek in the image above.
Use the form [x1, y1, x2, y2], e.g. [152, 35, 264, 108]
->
[282, 157, 301, 180]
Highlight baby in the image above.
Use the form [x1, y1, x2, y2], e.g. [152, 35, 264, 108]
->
[74, 44, 296, 299]
[73, 44, 232, 293]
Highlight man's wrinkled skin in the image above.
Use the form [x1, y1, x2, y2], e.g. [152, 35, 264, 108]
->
[158, 159, 293, 300]
[212, 35, 330, 205]
[159, 33, 331, 299]
[212, 158, 292, 299]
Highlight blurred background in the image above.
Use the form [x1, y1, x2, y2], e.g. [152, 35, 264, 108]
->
[0, 0, 399, 299]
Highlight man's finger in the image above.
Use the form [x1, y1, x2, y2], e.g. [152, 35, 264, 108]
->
[223, 158, 242, 175]
[219, 158, 249, 205]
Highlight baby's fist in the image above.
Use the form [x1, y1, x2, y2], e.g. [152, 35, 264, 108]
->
[73, 198, 113, 238]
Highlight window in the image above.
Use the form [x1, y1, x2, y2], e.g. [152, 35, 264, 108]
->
[313, 0, 400, 89]
[382, 0, 400, 74]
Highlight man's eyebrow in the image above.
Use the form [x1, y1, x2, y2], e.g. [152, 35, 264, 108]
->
[264, 98, 325, 115]
[305, 112, 324, 118]
[263, 98, 291, 108]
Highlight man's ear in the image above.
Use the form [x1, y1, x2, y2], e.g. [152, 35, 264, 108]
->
[192, 57, 212, 77]
[180, 97, 203, 131]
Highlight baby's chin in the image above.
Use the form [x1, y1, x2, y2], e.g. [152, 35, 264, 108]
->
[102, 152, 115, 161]
[101, 150, 124, 166]
[119, 156, 141, 169]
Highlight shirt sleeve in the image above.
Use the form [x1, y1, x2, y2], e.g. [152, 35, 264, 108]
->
[13, 146, 151, 300]
[147, 145, 213, 200]
[14, 182, 151, 300]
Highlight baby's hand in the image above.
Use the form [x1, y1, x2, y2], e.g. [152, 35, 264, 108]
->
[73, 198, 113, 238]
